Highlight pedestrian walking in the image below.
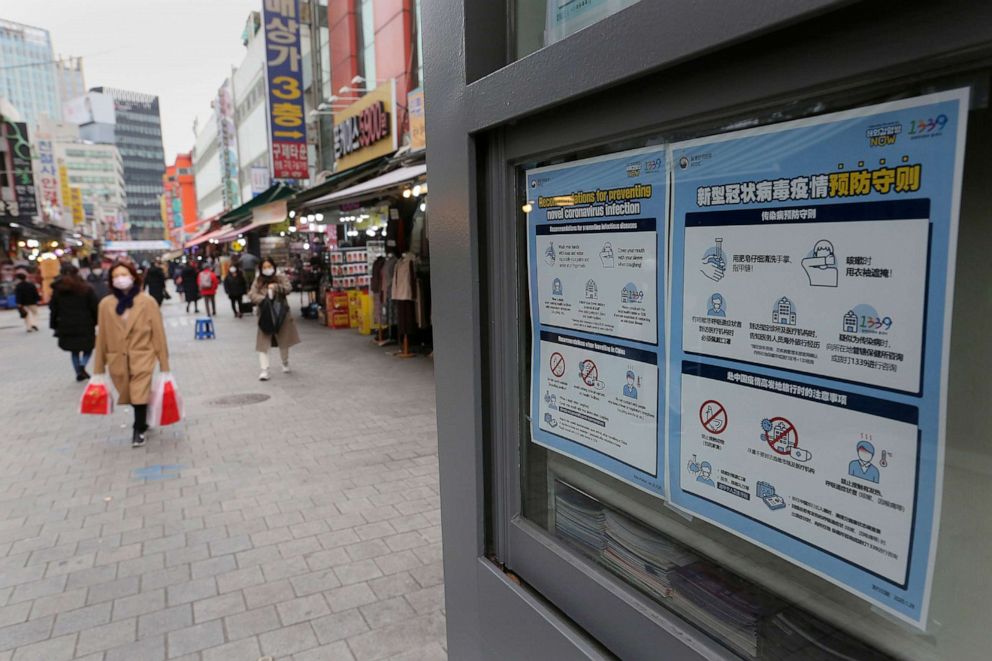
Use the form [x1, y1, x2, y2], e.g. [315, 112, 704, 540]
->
[144, 259, 167, 306]
[198, 263, 219, 317]
[93, 260, 171, 448]
[248, 257, 300, 381]
[49, 265, 99, 381]
[13, 272, 40, 332]
[223, 263, 248, 318]
[180, 262, 200, 313]
[86, 262, 110, 299]
[239, 251, 259, 288]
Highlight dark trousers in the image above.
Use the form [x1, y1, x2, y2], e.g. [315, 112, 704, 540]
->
[203, 295, 216, 317]
[133, 404, 147, 433]
[70, 351, 92, 374]
[230, 295, 242, 316]
[186, 298, 199, 313]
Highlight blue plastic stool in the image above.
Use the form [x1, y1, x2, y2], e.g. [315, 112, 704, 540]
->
[194, 318, 215, 339]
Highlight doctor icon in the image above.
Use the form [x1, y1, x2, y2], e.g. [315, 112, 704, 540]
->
[848, 440, 881, 483]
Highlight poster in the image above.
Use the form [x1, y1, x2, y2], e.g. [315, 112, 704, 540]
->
[528, 147, 666, 495]
[666, 89, 968, 628]
[262, 0, 308, 180]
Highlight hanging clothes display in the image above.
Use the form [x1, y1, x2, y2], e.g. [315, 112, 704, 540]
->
[392, 252, 418, 336]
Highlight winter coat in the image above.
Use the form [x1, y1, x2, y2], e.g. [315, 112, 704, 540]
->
[14, 280, 40, 306]
[93, 292, 171, 405]
[180, 266, 200, 300]
[86, 272, 110, 299]
[197, 269, 220, 296]
[49, 281, 99, 353]
[223, 272, 247, 299]
[248, 273, 301, 353]
[144, 265, 167, 302]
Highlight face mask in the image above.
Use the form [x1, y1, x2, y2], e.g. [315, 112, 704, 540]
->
[261, 268, 275, 277]
[113, 276, 134, 291]
[229, 267, 237, 274]
[92, 268, 103, 276]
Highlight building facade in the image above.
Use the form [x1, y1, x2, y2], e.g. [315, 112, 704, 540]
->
[162, 152, 197, 246]
[0, 19, 61, 129]
[88, 87, 166, 241]
[54, 56, 85, 117]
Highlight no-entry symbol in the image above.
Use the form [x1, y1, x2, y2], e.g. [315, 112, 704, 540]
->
[766, 417, 798, 455]
[549, 352, 566, 378]
[699, 400, 727, 434]
[580, 359, 599, 387]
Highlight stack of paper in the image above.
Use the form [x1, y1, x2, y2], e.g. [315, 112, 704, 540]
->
[670, 561, 785, 658]
[554, 487, 606, 552]
[601, 510, 698, 600]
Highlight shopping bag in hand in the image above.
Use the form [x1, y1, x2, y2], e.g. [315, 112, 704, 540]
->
[79, 376, 113, 415]
[149, 373, 183, 427]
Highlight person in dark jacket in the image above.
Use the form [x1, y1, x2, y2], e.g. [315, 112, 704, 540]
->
[49, 265, 99, 381]
[180, 262, 200, 313]
[13, 272, 41, 332]
[223, 264, 248, 318]
[143, 260, 167, 305]
[85, 263, 110, 299]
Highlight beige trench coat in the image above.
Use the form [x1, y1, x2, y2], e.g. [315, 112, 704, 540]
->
[248, 273, 301, 353]
[93, 292, 171, 405]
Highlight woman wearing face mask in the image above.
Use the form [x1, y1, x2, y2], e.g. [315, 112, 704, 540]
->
[49, 264, 99, 381]
[247, 257, 300, 381]
[223, 263, 248, 318]
[93, 260, 171, 448]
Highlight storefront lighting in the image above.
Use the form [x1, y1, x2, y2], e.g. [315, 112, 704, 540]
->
[420, 202, 427, 212]
[9, 222, 19, 228]
[17, 241, 25, 247]
[403, 188, 412, 198]
[28, 254, 37, 261]
[522, 202, 534, 213]
[72, 232, 81, 238]
[288, 226, 296, 233]
[303, 242, 310, 250]
[347, 229, 359, 237]
[366, 229, 376, 237]
[412, 185, 422, 197]
[315, 213, 324, 221]
[289, 210, 296, 218]
[279, 231, 286, 237]
[420, 184, 428, 194]
[238, 234, 244, 239]
[55, 249, 64, 257]
[26, 239, 39, 248]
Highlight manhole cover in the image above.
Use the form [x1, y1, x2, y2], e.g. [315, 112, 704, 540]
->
[209, 393, 271, 407]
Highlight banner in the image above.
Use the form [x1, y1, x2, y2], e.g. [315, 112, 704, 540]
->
[263, 0, 308, 180]
[216, 78, 242, 208]
[527, 147, 667, 495]
[408, 88, 426, 152]
[0, 121, 38, 221]
[667, 89, 968, 628]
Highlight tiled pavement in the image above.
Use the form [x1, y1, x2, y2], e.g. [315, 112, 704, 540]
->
[0, 295, 445, 660]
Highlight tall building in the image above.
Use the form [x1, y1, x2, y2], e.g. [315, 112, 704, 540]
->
[87, 87, 165, 241]
[162, 153, 197, 246]
[54, 56, 85, 117]
[0, 19, 61, 129]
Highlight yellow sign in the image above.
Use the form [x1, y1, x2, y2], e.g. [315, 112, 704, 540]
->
[408, 88, 426, 152]
[70, 187, 84, 225]
[58, 162, 71, 218]
[333, 80, 398, 172]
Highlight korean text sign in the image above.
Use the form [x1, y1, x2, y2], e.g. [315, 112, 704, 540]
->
[527, 148, 667, 496]
[263, 0, 308, 180]
[667, 90, 968, 628]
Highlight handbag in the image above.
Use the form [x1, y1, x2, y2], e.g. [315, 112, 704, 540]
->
[258, 297, 287, 335]
[79, 376, 113, 415]
[149, 373, 183, 427]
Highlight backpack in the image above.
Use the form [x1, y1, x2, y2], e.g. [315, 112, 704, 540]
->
[197, 270, 213, 289]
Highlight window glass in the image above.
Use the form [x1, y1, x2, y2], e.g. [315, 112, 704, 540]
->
[358, 0, 377, 91]
[515, 0, 642, 59]
[516, 73, 991, 660]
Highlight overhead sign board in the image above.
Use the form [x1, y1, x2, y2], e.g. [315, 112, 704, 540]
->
[333, 80, 398, 172]
[263, 0, 309, 180]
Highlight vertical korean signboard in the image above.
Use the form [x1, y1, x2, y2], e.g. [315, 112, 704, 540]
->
[527, 148, 667, 495]
[1, 121, 38, 221]
[35, 128, 60, 221]
[215, 78, 241, 209]
[263, 0, 308, 180]
[666, 90, 968, 628]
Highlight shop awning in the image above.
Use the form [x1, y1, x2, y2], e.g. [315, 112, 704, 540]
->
[184, 226, 231, 249]
[218, 199, 289, 239]
[302, 164, 427, 208]
[217, 183, 297, 226]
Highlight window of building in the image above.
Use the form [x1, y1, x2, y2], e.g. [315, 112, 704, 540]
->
[356, 0, 376, 92]
[413, 0, 424, 89]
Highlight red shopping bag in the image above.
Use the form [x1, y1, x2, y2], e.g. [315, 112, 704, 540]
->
[79, 378, 113, 415]
[150, 373, 183, 427]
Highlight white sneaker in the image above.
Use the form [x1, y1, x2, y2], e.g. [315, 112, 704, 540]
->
[259, 369, 270, 381]
[281, 363, 290, 374]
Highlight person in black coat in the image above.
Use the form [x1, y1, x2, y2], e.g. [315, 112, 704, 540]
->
[180, 262, 200, 313]
[223, 264, 248, 318]
[13, 272, 41, 332]
[49, 265, 99, 381]
[144, 260, 167, 306]
[85, 264, 110, 299]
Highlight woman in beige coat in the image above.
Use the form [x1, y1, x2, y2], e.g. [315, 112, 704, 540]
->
[93, 260, 171, 447]
[248, 257, 300, 380]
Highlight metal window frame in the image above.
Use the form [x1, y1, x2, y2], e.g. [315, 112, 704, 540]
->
[423, 0, 992, 658]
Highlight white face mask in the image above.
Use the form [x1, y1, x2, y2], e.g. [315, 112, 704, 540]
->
[92, 268, 103, 276]
[113, 275, 134, 291]
[261, 267, 275, 277]
[229, 267, 237, 274]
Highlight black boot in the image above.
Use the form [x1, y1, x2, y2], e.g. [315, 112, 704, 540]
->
[132, 428, 146, 448]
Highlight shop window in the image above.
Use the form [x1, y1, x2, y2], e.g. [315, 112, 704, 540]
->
[514, 0, 642, 59]
[510, 71, 991, 660]
[356, 0, 377, 92]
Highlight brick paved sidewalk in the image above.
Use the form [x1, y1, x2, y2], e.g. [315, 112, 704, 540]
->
[0, 297, 444, 660]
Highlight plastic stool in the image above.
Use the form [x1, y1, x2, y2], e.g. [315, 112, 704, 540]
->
[194, 318, 215, 339]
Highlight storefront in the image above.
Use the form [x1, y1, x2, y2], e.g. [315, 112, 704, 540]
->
[424, 1, 992, 659]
